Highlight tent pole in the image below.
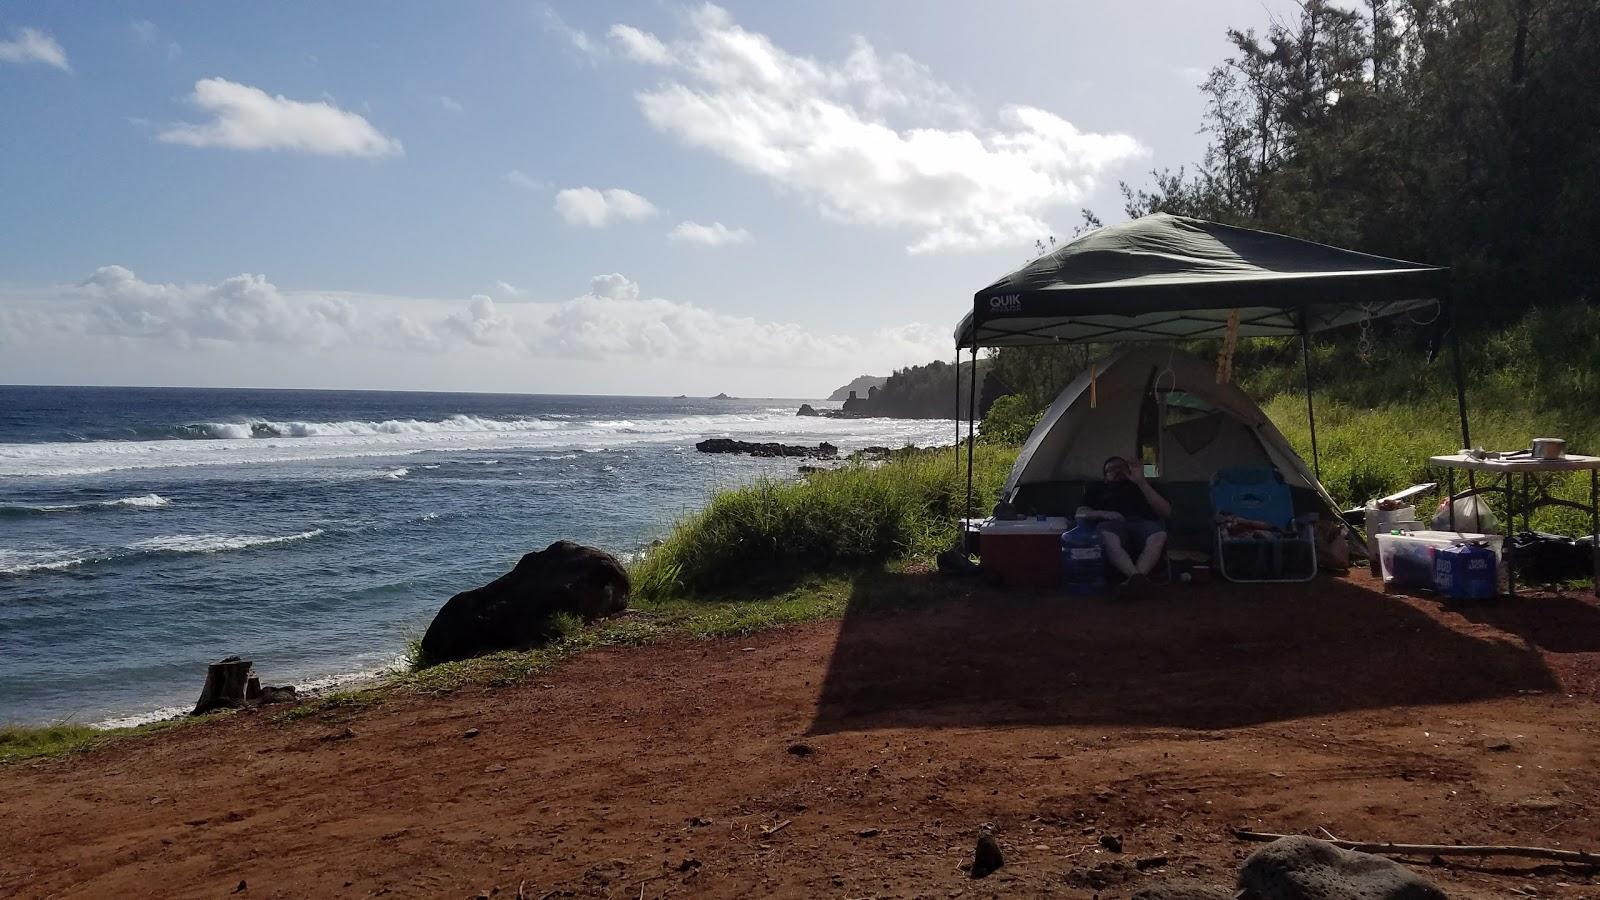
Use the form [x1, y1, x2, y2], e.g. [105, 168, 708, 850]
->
[953, 345, 961, 478]
[1298, 311, 1322, 482]
[965, 340, 978, 528]
[1447, 296, 1472, 450]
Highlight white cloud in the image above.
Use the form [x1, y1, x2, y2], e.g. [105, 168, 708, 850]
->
[608, 24, 673, 65]
[668, 220, 752, 247]
[0, 27, 69, 71]
[506, 169, 547, 191]
[158, 78, 403, 157]
[131, 19, 157, 43]
[542, 7, 603, 60]
[0, 268, 946, 375]
[608, 5, 1144, 253]
[553, 187, 659, 227]
[440, 94, 464, 113]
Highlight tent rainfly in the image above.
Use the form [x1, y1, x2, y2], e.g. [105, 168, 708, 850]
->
[954, 213, 1468, 522]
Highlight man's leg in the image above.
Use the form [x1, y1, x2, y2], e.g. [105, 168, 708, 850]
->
[1134, 526, 1167, 576]
[1100, 523, 1139, 577]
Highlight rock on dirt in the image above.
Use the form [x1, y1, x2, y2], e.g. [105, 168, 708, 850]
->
[1099, 833, 1124, 853]
[970, 829, 1004, 879]
[419, 541, 629, 663]
[1239, 836, 1446, 900]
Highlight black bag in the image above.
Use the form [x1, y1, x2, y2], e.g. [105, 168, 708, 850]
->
[1506, 531, 1590, 583]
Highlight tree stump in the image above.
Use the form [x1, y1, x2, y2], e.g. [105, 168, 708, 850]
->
[193, 656, 254, 715]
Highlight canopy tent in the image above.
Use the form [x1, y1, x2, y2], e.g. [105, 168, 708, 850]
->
[953, 213, 1468, 527]
[999, 347, 1344, 550]
[954, 213, 1448, 348]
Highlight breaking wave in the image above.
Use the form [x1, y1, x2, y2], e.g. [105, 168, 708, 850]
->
[157, 414, 567, 440]
[0, 410, 956, 477]
[0, 529, 324, 577]
[0, 493, 171, 517]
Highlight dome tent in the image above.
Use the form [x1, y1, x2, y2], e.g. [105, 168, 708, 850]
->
[1000, 346, 1341, 550]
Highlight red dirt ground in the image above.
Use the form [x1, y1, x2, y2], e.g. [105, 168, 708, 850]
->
[4, 570, 1600, 899]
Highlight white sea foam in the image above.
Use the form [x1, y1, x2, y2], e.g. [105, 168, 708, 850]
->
[0, 410, 955, 477]
[0, 551, 96, 575]
[94, 705, 192, 730]
[383, 467, 410, 479]
[127, 530, 325, 555]
[90, 652, 410, 729]
[0, 493, 172, 515]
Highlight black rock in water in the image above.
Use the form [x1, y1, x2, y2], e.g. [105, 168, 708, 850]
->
[419, 541, 630, 664]
[694, 438, 838, 459]
[1239, 836, 1446, 900]
[796, 404, 819, 416]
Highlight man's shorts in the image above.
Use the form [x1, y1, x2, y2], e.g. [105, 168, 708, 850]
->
[1099, 518, 1166, 551]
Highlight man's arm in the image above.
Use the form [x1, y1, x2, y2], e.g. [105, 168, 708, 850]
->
[1127, 467, 1173, 518]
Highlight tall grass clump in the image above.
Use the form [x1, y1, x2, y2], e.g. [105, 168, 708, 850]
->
[632, 446, 1015, 599]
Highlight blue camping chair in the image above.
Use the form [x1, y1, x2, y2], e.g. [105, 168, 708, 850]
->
[1211, 466, 1318, 583]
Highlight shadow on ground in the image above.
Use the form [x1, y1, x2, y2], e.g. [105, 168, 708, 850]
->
[807, 571, 1563, 735]
[1446, 591, 1600, 653]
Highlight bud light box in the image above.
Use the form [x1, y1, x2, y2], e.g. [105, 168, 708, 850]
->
[1432, 541, 1499, 600]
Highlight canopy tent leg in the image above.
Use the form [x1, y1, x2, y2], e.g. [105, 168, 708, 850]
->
[964, 342, 978, 531]
[1298, 311, 1322, 482]
[1447, 297, 1472, 451]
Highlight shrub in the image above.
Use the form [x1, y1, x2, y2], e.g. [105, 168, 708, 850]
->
[630, 446, 1015, 598]
[979, 393, 1044, 446]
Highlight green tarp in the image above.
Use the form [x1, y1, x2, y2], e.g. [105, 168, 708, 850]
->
[954, 213, 1447, 348]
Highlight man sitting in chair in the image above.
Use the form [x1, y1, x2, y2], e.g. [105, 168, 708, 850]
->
[1075, 455, 1172, 592]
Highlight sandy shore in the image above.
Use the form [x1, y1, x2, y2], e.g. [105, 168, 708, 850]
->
[3, 571, 1599, 898]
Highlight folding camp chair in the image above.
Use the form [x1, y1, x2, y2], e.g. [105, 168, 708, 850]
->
[1211, 466, 1318, 583]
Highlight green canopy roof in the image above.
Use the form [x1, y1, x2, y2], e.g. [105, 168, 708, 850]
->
[955, 213, 1447, 348]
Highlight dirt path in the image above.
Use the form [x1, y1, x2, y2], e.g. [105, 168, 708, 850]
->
[4, 572, 1600, 898]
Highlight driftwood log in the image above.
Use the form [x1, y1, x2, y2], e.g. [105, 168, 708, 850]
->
[192, 656, 253, 715]
[1232, 827, 1600, 866]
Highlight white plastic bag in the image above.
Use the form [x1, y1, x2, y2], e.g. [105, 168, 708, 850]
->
[1432, 495, 1499, 533]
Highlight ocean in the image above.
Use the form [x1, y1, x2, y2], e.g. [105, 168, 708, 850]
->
[0, 385, 955, 727]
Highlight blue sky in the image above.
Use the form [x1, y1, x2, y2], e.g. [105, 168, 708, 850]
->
[0, 1, 1294, 397]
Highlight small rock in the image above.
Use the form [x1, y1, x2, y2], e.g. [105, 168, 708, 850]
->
[1484, 738, 1514, 752]
[971, 829, 1004, 879]
[463, 728, 480, 739]
[255, 685, 297, 705]
[786, 742, 814, 757]
[232, 881, 247, 894]
[1136, 855, 1169, 870]
[858, 827, 880, 838]
[676, 858, 701, 873]
[688, 816, 713, 827]
[1099, 834, 1124, 853]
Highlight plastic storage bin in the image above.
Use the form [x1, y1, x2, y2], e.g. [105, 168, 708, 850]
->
[1376, 530, 1503, 590]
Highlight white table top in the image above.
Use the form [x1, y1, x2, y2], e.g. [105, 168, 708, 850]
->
[1428, 452, 1600, 473]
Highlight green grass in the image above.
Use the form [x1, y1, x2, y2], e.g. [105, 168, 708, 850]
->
[631, 445, 1015, 599]
[1264, 388, 1598, 537]
[0, 718, 187, 764]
